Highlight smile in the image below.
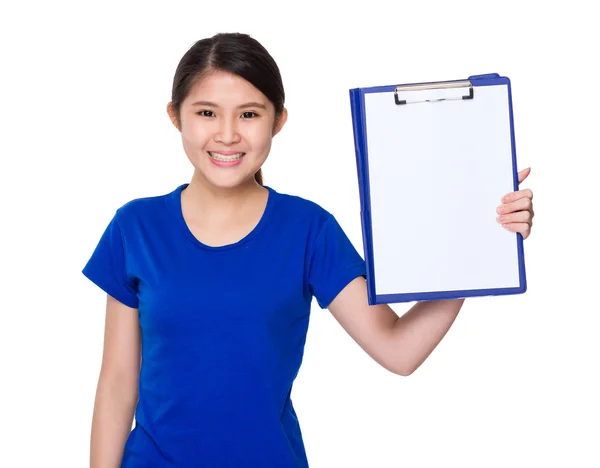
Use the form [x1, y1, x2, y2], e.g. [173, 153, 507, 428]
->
[208, 152, 245, 162]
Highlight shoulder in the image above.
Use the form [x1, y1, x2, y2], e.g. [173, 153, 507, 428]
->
[111, 184, 182, 228]
[270, 187, 332, 220]
[269, 186, 334, 231]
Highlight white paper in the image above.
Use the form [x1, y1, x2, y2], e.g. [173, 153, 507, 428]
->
[364, 84, 520, 296]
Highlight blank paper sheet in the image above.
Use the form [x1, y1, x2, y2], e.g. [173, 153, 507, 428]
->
[363, 84, 520, 296]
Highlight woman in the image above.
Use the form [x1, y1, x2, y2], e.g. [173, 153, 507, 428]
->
[83, 32, 534, 467]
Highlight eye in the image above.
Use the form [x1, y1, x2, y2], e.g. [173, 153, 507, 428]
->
[197, 110, 214, 117]
[241, 111, 257, 119]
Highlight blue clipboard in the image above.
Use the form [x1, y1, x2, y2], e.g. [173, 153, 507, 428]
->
[349, 73, 527, 305]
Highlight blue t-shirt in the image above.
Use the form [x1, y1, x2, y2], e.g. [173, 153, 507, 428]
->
[82, 183, 366, 467]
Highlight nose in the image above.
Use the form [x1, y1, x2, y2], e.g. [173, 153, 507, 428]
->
[214, 115, 241, 145]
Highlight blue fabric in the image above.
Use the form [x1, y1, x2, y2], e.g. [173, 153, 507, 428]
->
[82, 183, 366, 467]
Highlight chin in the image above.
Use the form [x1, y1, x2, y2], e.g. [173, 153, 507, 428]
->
[200, 170, 259, 190]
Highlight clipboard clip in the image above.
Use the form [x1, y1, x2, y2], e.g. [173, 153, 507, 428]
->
[394, 80, 474, 105]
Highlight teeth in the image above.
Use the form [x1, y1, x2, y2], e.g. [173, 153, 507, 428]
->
[209, 152, 244, 162]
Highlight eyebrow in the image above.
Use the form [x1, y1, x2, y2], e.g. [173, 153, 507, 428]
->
[191, 100, 267, 110]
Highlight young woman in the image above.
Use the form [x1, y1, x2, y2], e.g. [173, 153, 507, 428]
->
[83, 32, 534, 467]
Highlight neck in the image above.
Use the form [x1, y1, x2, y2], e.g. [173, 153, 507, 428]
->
[183, 171, 266, 221]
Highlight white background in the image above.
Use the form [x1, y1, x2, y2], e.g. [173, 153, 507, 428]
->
[1, 1, 598, 467]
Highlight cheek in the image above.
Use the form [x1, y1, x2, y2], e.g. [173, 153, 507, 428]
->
[245, 125, 273, 152]
[181, 123, 211, 148]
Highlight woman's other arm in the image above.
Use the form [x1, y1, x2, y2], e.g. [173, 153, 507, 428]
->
[90, 295, 140, 468]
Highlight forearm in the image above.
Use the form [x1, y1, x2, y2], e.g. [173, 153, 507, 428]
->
[90, 377, 137, 468]
[388, 298, 465, 375]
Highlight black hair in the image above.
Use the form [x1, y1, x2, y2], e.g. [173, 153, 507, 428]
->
[170, 32, 285, 185]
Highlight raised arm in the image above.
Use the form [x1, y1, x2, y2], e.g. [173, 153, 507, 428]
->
[328, 277, 463, 376]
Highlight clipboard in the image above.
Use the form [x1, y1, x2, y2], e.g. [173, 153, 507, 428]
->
[349, 73, 527, 305]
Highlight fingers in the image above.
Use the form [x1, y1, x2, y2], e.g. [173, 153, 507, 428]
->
[500, 222, 531, 240]
[502, 188, 533, 204]
[500, 168, 533, 241]
[496, 210, 533, 226]
[497, 196, 534, 216]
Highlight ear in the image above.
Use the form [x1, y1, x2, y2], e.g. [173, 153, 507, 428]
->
[272, 108, 288, 136]
[166, 102, 181, 132]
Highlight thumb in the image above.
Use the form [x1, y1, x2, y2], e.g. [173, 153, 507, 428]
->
[518, 167, 531, 185]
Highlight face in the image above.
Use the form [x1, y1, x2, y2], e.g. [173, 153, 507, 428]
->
[167, 69, 287, 190]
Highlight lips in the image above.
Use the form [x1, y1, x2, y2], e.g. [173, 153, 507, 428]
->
[208, 151, 245, 162]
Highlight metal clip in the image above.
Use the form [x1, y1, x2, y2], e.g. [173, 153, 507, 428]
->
[394, 80, 474, 105]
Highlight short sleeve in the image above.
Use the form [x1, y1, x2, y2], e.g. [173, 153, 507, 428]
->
[308, 214, 367, 309]
[82, 211, 139, 308]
